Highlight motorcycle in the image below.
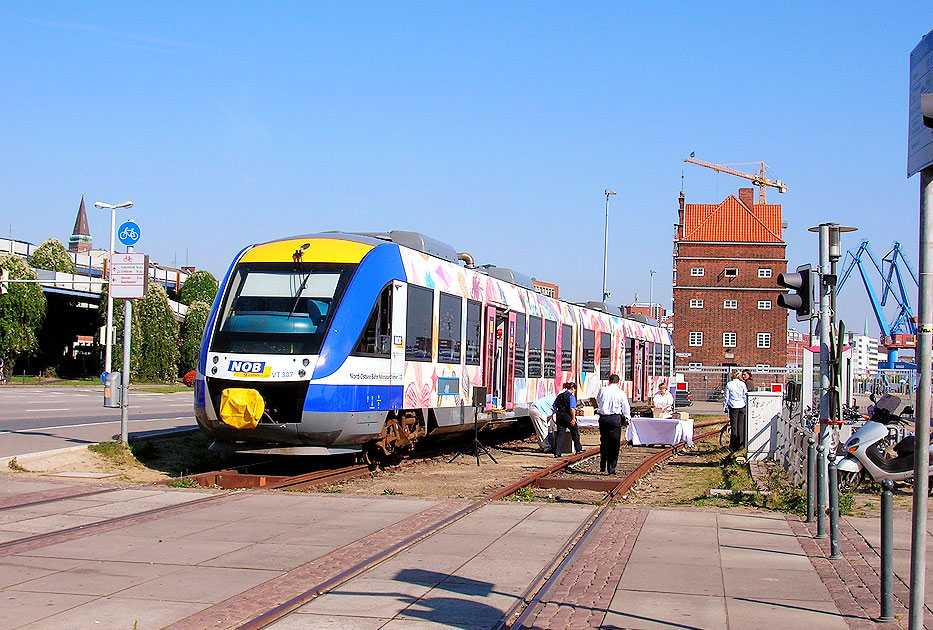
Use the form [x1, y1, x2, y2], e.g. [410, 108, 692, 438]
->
[835, 402, 928, 491]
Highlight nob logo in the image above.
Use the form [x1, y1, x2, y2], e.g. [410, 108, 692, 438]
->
[229, 361, 266, 374]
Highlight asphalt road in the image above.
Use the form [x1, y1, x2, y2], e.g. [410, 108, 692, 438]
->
[0, 386, 197, 458]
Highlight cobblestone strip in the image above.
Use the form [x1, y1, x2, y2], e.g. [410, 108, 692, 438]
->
[163, 498, 471, 630]
[524, 507, 647, 630]
[787, 516, 910, 630]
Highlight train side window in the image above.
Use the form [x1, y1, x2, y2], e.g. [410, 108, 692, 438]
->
[352, 285, 391, 357]
[438, 293, 462, 363]
[561, 324, 572, 371]
[624, 338, 634, 381]
[582, 329, 595, 372]
[528, 316, 543, 378]
[599, 331, 612, 380]
[514, 313, 526, 377]
[406, 285, 434, 361]
[465, 299, 482, 365]
[543, 320, 557, 378]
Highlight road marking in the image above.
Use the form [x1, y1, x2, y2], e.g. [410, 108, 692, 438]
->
[24, 408, 70, 412]
[0, 417, 195, 435]
[167, 403, 192, 407]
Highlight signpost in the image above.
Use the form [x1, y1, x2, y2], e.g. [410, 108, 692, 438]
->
[112, 221, 146, 446]
[909, 29, 933, 177]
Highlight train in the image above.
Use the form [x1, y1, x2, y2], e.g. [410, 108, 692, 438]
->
[194, 230, 674, 458]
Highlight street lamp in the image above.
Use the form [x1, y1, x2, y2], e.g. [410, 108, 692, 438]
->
[649, 269, 657, 320]
[94, 200, 133, 376]
[602, 189, 616, 303]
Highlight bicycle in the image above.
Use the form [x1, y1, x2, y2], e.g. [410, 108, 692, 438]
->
[719, 421, 732, 447]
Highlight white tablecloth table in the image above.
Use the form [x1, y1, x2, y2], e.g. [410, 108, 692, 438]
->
[626, 417, 694, 447]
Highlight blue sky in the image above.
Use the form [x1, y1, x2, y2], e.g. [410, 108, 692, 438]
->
[1, 3, 930, 337]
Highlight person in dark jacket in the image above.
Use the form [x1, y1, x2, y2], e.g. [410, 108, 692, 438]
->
[553, 381, 581, 457]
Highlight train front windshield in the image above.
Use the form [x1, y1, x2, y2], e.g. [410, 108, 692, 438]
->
[212, 262, 356, 355]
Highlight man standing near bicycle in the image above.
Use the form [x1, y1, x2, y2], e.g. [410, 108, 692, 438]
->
[724, 369, 747, 452]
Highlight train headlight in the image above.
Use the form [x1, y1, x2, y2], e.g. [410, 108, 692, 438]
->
[211, 366, 218, 375]
[212, 356, 219, 364]
[298, 369, 306, 378]
[302, 358, 310, 366]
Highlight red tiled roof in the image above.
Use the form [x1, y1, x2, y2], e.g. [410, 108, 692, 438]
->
[682, 195, 783, 243]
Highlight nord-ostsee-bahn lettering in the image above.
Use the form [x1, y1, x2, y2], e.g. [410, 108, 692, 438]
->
[194, 231, 675, 458]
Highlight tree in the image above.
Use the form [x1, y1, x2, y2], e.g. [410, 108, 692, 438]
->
[29, 239, 77, 274]
[178, 270, 218, 306]
[179, 300, 210, 374]
[0, 254, 47, 371]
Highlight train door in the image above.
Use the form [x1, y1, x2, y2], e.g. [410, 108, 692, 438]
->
[504, 312, 516, 410]
[483, 306, 496, 410]
[632, 339, 644, 401]
[389, 281, 406, 407]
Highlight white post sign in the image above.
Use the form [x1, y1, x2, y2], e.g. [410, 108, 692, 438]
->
[909, 28, 933, 177]
[110, 252, 149, 299]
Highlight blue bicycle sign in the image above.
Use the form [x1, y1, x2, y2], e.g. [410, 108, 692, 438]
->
[118, 221, 141, 246]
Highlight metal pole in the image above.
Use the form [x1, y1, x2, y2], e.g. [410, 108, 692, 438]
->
[818, 224, 833, 506]
[120, 243, 133, 446]
[806, 437, 816, 522]
[816, 444, 826, 539]
[881, 478, 895, 623]
[105, 207, 115, 374]
[649, 269, 656, 319]
[602, 189, 615, 303]
[909, 165, 932, 630]
[828, 452, 840, 558]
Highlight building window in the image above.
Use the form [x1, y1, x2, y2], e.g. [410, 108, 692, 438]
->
[757, 332, 771, 348]
[405, 285, 434, 361]
[723, 299, 737, 309]
[756, 364, 771, 371]
[689, 331, 703, 346]
[724, 268, 738, 277]
[723, 332, 737, 347]
[528, 316, 542, 378]
[688, 362, 703, 370]
[758, 268, 772, 278]
[465, 300, 482, 366]
[438, 293, 462, 363]
[690, 267, 704, 276]
[758, 300, 772, 310]
[689, 299, 703, 308]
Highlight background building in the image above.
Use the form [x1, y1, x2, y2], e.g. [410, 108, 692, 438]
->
[672, 187, 788, 389]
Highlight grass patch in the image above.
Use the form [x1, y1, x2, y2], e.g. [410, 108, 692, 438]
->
[506, 487, 537, 502]
[88, 441, 139, 467]
[166, 478, 199, 488]
[7, 457, 28, 472]
[382, 488, 401, 495]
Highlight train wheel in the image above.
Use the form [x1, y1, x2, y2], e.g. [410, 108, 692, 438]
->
[372, 411, 425, 458]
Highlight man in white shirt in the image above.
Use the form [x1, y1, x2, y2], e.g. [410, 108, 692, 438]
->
[596, 374, 630, 475]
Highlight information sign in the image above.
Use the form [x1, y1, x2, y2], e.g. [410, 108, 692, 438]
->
[110, 252, 149, 299]
[908, 29, 933, 177]
[118, 221, 141, 246]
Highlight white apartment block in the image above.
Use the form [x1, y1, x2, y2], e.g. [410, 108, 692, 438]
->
[848, 334, 879, 377]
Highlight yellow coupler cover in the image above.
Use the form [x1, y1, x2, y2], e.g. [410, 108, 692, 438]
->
[219, 388, 265, 429]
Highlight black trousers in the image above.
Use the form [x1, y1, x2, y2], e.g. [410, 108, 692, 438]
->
[598, 414, 623, 474]
[554, 421, 582, 457]
[728, 406, 746, 452]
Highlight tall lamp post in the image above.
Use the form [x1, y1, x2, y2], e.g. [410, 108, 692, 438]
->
[602, 189, 616, 303]
[649, 269, 657, 320]
[94, 200, 133, 376]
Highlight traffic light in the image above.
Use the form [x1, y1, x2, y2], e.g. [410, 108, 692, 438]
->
[0, 267, 7, 295]
[777, 263, 812, 321]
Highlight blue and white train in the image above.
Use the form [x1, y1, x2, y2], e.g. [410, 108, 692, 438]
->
[195, 231, 674, 457]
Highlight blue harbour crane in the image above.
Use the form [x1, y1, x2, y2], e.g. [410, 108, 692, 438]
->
[837, 241, 918, 369]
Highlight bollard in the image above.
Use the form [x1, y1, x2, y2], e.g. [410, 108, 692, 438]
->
[828, 452, 841, 558]
[879, 478, 894, 622]
[807, 437, 816, 523]
[816, 445, 827, 539]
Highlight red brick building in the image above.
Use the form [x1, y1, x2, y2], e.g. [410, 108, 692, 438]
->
[672, 188, 787, 388]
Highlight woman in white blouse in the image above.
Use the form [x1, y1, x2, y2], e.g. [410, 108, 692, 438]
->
[652, 383, 674, 417]
[723, 369, 748, 452]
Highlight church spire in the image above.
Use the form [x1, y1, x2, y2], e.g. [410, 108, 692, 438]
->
[68, 194, 92, 253]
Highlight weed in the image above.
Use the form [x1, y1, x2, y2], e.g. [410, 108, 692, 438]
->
[88, 441, 139, 468]
[320, 487, 342, 493]
[382, 488, 401, 496]
[7, 457, 27, 472]
[167, 478, 199, 488]
[507, 487, 537, 502]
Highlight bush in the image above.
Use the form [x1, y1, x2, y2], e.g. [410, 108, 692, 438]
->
[178, 301, 210, 375]
[29, 239, 77, 273]
[178, 270, 218, 306]
[0, 254, 47, 369]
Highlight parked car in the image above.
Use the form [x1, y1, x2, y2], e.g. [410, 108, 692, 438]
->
[675, 390, 692, 407]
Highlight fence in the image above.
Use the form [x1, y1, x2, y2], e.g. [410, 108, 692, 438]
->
[674, 366, 801, 403]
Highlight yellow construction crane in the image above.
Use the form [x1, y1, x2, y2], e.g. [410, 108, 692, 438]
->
[684, 156, 788, 204]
